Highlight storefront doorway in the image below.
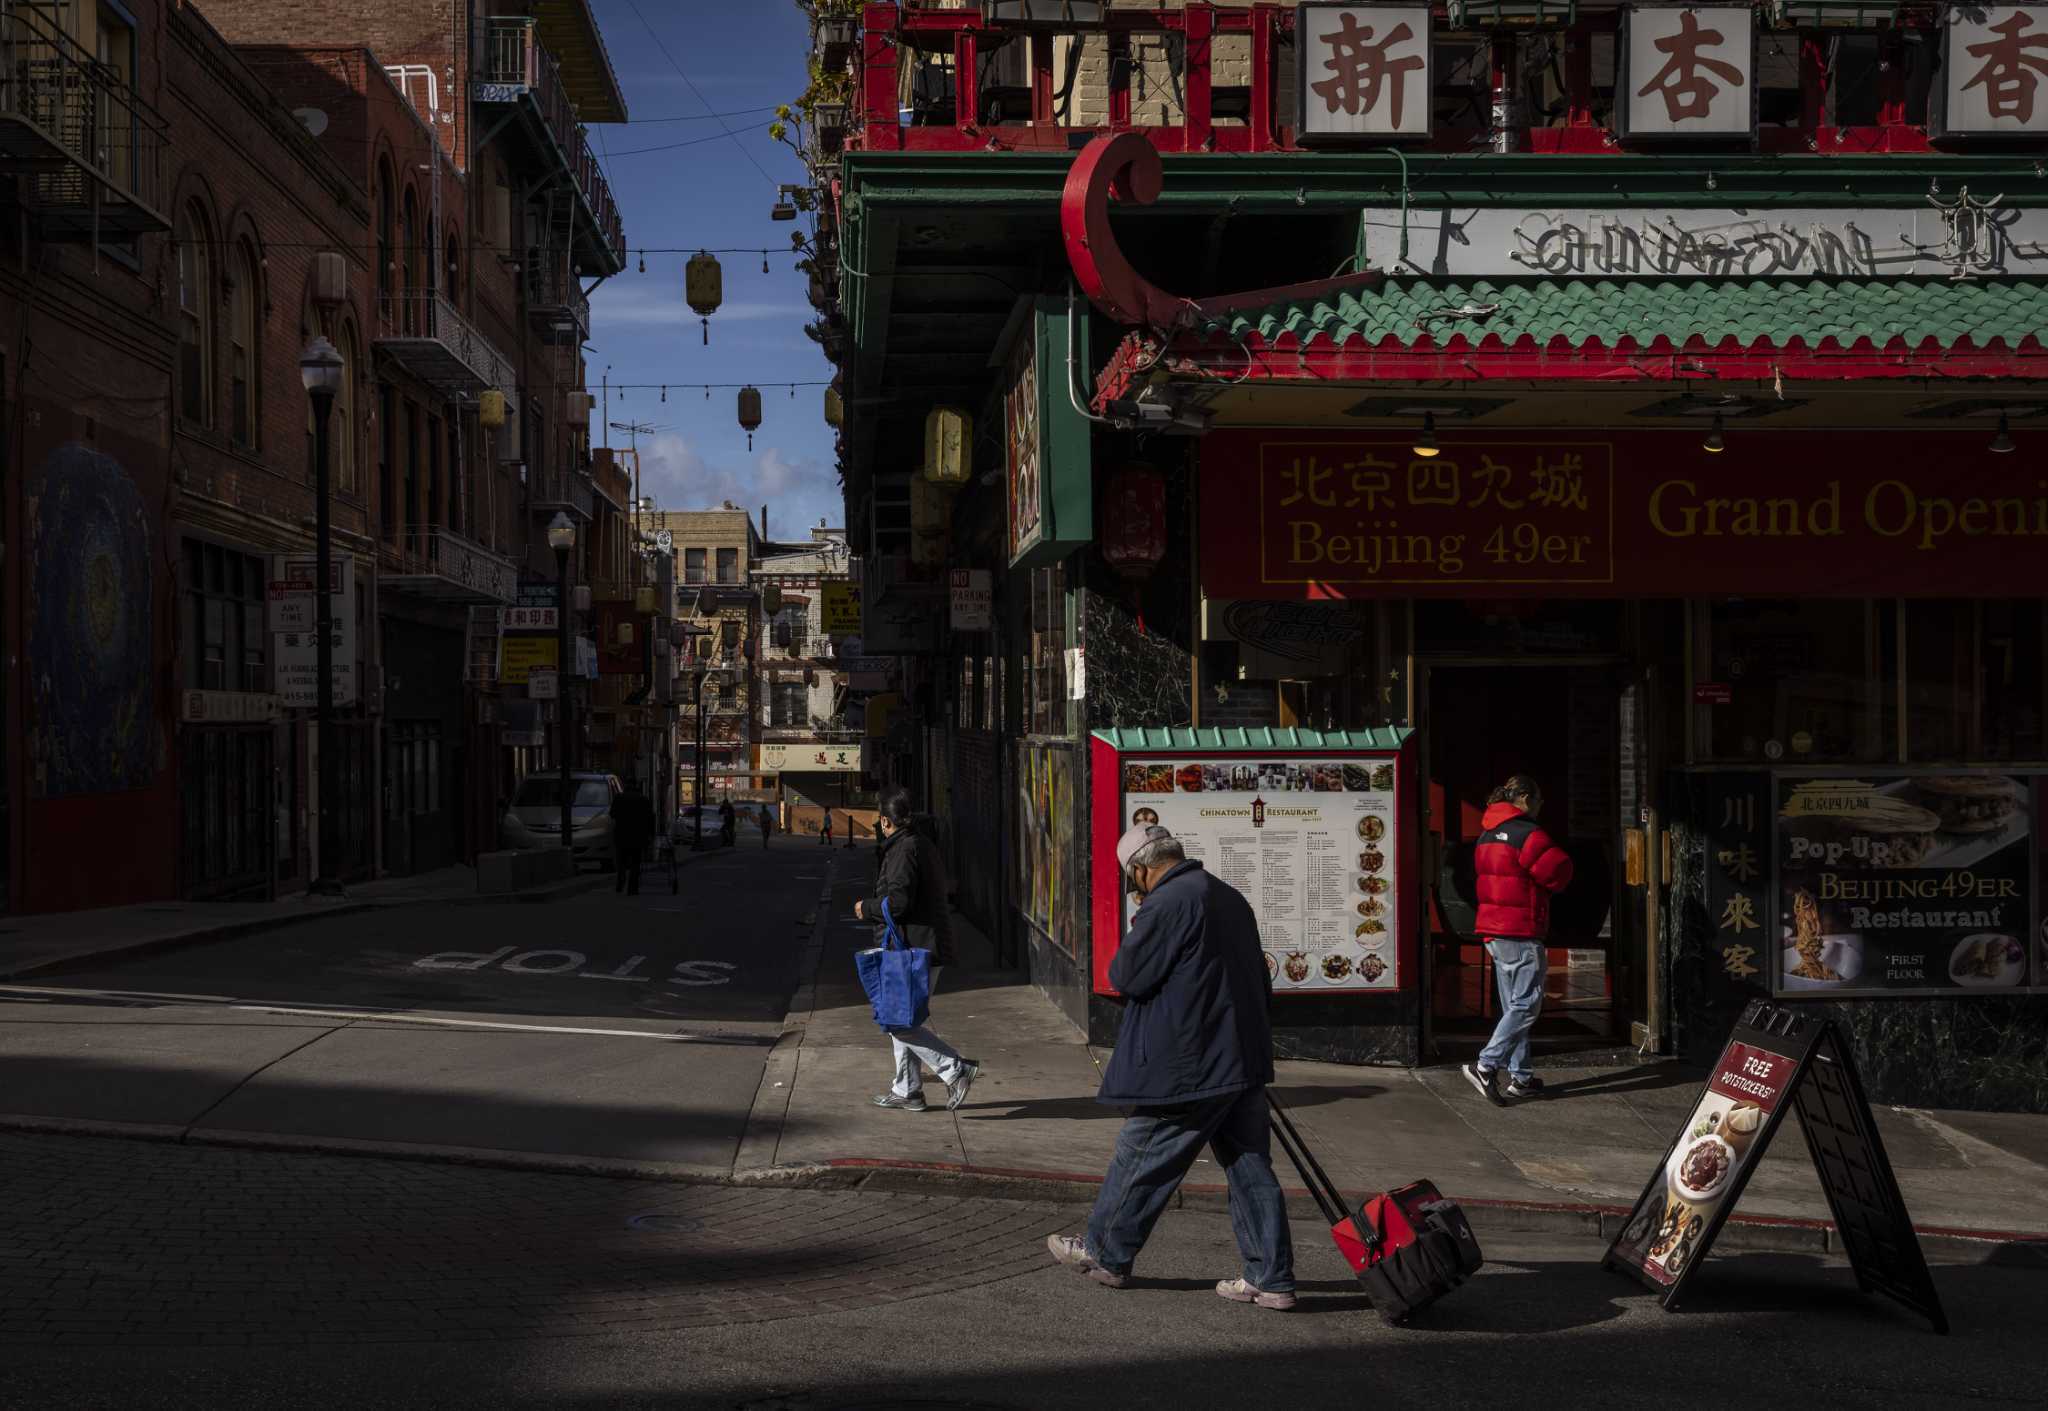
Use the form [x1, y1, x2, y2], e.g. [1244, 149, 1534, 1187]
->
[1424, 662, 1636, 1057]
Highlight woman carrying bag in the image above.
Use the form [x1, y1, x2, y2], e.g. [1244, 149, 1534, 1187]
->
[854, 789, 980, 1113]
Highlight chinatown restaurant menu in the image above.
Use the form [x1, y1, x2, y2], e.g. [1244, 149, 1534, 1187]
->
[1120, 757, 1400, 991]
[1774, 773, 2036, 997]
[1610, 1038, 1798, 1288]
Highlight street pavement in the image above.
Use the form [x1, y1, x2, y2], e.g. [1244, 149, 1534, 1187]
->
[0, 840, 829, 1170]
[2, 1129, 2042, 1408]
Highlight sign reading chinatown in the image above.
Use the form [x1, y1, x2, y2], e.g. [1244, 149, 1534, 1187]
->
[1200, 432, 2048, 600]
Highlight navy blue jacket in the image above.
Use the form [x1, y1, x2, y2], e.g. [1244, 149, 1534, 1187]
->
[1098, 860, 1274, 1107]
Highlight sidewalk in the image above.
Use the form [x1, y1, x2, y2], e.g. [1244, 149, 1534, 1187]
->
[747, 866, 2048, 1257]
[0, 861, 610, 983]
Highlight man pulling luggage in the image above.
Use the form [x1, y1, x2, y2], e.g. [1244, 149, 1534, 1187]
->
[1046, 823, 1295, 1309]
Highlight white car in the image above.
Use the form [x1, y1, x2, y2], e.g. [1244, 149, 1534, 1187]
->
[501, 772, 621, 867]
[671, 804, 730, 846]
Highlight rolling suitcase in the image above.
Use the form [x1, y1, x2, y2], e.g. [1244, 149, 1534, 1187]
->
[1269, 1096, 1483, 1324]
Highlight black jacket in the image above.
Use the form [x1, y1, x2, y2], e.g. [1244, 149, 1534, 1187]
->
[609, 792, 655, 850]
[869, 824, 955, 962]
[1098, 860, 1274, 1108]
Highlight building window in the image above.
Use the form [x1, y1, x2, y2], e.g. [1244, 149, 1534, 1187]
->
[95, 3, 137, 211]
[716, 547, 738, 584]
[183, 540, 265, 693]
[378, 383, 396, 542]
[376, 161, 394, 315]
[176, 204, 213, 427]
[336, 323, 360, 495]
[400, 189, 419, 333]
[684, 548, 706, 584]
[1696, 599, 1886, 764]
[228, 241, 259, 448]
[772, 679, 808, 728]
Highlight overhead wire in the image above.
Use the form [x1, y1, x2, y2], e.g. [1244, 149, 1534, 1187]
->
[622, 0, 782, 187]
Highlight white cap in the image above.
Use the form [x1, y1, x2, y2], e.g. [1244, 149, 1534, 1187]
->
[1116, 823, 1173, 872]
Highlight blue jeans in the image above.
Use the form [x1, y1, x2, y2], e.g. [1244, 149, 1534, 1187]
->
[1086, 1087, 1295, 1292]
[1478, 939, 1545, 1080]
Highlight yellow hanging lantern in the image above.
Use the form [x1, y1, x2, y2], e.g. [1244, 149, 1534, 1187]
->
[478, 389, 506, 429]
[823, 385, 844, 427]
[685, 250, 723, 345]
[924, 405, 972, 485]
[762, 583, 783, 615]
[737, 385, 763, 451]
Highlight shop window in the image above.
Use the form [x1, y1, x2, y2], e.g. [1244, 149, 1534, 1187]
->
[1026, 563, 1072, 738]
[183, 540, 266, 693]
[716, 547, 738, 584]
[684, 548, 706, 584]
[1697, 599, 1886, 763]
[1416, 599, 1621, 657]
[1903, 601, 2046, 763]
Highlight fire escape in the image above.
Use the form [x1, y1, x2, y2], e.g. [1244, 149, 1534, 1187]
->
[0, 0, 168, 240]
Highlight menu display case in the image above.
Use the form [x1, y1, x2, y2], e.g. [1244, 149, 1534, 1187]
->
[1089, 727, 1417, 998]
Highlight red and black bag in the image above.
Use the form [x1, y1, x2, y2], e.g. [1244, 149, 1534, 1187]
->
[1270, 1096, 1484, 1324]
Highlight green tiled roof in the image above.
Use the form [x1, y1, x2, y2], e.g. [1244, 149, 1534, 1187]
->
[1210, 278, 2048, 351]
[1093, 727, 1412, 752]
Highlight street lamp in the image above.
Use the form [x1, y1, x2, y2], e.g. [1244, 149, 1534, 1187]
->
[547, 511, 578, 853]
[300, 335, 346, 896]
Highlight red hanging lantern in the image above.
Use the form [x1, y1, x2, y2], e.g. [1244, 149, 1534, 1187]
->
[1101, 463, 1168, 634]
[1102, 463, 1167, 581]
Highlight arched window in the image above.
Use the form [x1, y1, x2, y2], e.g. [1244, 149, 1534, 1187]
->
[228, 240, 259, 447]
[176, 204, 213, 427]
[336, 323, 360, 496]
[376, 161, 394, 315]
[400, 188, 419, 333]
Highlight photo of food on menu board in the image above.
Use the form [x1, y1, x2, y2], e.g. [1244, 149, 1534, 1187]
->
[1119, 755, 1401, 992]
[1775, 774, 2034, 995]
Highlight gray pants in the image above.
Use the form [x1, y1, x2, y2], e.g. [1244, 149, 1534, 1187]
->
[888, 965, 966, 1098]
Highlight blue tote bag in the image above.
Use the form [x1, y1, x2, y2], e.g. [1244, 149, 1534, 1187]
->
[855, 899, 931, 1030]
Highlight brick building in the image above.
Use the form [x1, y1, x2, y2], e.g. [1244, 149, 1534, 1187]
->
[0, 0, 627, 914]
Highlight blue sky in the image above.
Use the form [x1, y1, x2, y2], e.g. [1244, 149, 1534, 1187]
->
[582, 0, 838, 539]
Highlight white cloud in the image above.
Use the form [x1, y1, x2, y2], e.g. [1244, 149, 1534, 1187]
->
[636, 432, 841, 534]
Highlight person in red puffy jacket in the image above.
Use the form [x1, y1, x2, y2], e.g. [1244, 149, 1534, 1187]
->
[1461, 775, 1573, 1107]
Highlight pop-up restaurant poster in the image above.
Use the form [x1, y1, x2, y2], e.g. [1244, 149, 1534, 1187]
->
[1603, 1000, 1947, 1333]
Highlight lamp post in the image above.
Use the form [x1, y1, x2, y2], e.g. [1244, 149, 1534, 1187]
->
[300, 336, 346, 896]
[547, 511, 578, 854]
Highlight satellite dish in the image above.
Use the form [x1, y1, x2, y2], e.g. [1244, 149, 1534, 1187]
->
[293, 108, 329, 137]
[656, 529, 674, 551]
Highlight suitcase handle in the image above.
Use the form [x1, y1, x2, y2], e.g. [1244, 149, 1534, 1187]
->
[1269, 1094, 1382, 1251]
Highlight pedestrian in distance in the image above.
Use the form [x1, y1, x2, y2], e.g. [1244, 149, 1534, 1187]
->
[608, 780, 656, 896]
[1462, 774, 1575, 1107]
[719, 799, 737, 849]
[1048, 823, 1296, 1311]
[820, 809, 832, 847]
[759, 803, 774, 849]
[855, 788, 978, 1113]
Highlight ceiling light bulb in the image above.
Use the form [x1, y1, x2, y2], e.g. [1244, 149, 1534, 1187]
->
[1990, 412, 2016, 455]
[1412, 412, 1440, 459]
[1703, 412, 1726, 454]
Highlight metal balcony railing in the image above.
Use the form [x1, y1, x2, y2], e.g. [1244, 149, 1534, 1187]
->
[477, 17, 625, 271]
[0, 0, 169, 235]
[384, 528, 517, 604]
[525, 248, 590, 344]
[375, 289, 515, 397]
[530, 468, 596, 522]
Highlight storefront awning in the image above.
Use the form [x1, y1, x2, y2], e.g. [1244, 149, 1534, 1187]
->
[1097, 278, 2048, 405]
[1094, 726, 1414, 752]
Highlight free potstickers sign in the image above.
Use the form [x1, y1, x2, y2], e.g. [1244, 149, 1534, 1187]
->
[1119, 756, 1401, 991]
[1604, 1000, 1948, 1332]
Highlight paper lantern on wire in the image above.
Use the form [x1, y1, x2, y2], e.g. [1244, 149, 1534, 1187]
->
[738, 385, 763, 451]
[685, 251, 723, 345]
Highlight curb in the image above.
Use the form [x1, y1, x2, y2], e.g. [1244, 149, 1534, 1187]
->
[0, 857, 689, 983]
[4, 1113, 2040, 1268]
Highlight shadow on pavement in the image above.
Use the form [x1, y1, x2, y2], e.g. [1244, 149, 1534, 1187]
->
[961, 1085, 1388, 1122]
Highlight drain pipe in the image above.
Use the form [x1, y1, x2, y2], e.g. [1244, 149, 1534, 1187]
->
[1065, 283, 1119, 427]
[1376, 146, 1413, 273]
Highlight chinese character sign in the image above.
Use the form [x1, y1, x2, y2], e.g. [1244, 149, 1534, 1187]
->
[1297, 5, 1432, 139]
[1937, 5, 2048, 137]
[1620, 6, 1755, 139]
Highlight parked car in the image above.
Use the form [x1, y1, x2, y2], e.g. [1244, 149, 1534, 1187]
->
[670, 804, 725, 847]
[502, 772, 621, 868]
